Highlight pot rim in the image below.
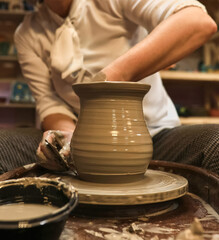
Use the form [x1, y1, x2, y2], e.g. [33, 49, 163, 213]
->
[72, 81, 151, 93]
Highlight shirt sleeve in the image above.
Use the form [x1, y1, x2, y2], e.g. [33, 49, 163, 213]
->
[14, 24, 77, 124]
[117, 0, 207, 31]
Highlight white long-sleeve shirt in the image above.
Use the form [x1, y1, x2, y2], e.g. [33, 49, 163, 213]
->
[14, 0, 206, 136]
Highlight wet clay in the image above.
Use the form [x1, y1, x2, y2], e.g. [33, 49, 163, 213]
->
[71, 81, 153, 183]
[0, 203, 58, 221]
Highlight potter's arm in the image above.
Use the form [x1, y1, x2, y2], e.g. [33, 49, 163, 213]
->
[42, 113, 76, 132]
[14, 17, 77, 171]
[14, 27, 78, 132]
[102, 7, 217, 82]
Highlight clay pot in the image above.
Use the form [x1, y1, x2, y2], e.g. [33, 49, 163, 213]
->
[71, 81, 153, 183]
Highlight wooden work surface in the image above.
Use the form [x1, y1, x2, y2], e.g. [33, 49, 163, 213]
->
[0, 160, 219, 239]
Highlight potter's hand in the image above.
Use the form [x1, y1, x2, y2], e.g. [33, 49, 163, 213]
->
[36, 130, 76, 172]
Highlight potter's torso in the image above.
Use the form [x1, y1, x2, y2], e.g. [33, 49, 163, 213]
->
[15, 0, 203, 135]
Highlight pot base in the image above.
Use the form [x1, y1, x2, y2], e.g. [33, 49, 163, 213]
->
[78, 172, 145, 184]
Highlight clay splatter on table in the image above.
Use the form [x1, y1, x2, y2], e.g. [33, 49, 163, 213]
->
[60, 193, 219, 240]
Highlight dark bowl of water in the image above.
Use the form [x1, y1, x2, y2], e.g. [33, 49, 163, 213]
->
[0, 177, 78, 240]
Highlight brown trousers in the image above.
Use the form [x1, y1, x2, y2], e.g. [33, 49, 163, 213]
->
[153, 124, 219, 175]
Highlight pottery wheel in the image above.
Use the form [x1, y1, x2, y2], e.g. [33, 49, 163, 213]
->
[44, 170, 188, 205]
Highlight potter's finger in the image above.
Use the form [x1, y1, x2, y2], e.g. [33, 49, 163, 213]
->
[41, 143, 57, 160]
[59, 142, 70, 156]
[41, 130, 57, 143]
[44, 131, 56, 144]
[37, 145, 67, 171]
[36, 148, 57, 170]
[54, 131, 73, 146]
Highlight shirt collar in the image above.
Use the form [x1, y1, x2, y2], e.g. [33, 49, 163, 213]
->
[43, 0, 86, 27]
